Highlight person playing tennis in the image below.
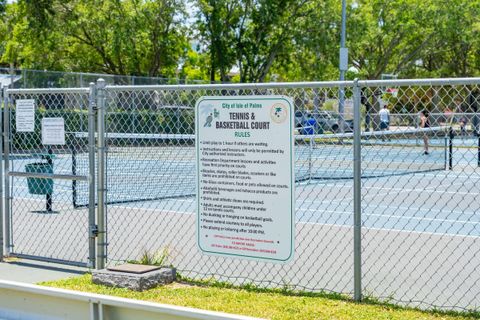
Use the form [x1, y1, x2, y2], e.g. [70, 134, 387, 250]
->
[419, 110, 430, 155]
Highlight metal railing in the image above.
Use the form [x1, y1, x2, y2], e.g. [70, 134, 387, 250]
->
[0, 280, 261, 320]
[0, 67, 213, 89]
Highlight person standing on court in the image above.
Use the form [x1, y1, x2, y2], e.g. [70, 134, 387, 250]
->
[379, 104, 390, 131]
[420, 110, 430, 155]
[378, 104, 390, 141]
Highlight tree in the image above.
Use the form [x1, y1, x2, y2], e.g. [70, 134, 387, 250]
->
[0, 2, 60, 69]
[195, 0, 243, 82]
[419, 0, 480, 77]
[195, 0, 314, 83]
[238, 0, 313, 82]
[3, 0, 190, 78]
[270, 0, 339, 81]
[347, 0, 437, 79]
[2, 0, 479, 81]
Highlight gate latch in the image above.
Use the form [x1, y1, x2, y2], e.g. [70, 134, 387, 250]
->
[89, 225, 99, 237]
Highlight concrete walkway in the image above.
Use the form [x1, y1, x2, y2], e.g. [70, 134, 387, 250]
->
[0, 259, 87, 284]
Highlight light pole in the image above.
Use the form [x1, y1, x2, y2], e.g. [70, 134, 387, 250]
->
[339, 0, 348, 132]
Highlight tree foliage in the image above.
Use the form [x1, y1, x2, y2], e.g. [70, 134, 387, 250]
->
[2, 0, 189, 78]
[0, 0, 479, 81]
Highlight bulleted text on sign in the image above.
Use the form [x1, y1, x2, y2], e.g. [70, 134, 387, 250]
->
[196, 96, 294, 262]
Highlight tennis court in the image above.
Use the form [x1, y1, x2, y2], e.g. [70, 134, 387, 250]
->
[9, 166, 479, 236]
[8, 128, 479, 243]
[8, 131, 480, 310]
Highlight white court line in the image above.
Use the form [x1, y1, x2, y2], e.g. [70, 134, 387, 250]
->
[107, 202, 478, 227]
[9, 197, 75, 205]
[10, 197, 195, 215]
[111, 201, 479, 227]
[18, 193, 474, 229]
[15, 181, 476, 208]
[161, 198, 195, 203]
[297, 208, 480, 226]
[298, 179, 473, 206]
[296, 171, 480, 184]
[421, 172, 480, 179]
[297, 171, 478, 190]
[363, 203, 476, 217]
[11, 171, 476, 221]
[12, 195, 478, 237]
[107, 207, 194, 216]
[362, 185, 480, 196]
[300, 220, 480, 239]
[297, 201, 478, 218]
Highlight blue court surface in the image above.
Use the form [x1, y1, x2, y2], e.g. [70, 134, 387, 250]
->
[7, 135, 478, 238]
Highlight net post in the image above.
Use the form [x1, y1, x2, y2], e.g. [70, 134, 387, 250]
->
[46, 148, 53, 213]
[70, 139, 77, 209]
[477, 134, 480, 168]
[444, 131, 447, 170]
[96, 78, 107, 270]
[309, 136, 313, 183]
[88, 82, 97, 269]
[353, 78, 362, 302]
[449, 127, 454, 170]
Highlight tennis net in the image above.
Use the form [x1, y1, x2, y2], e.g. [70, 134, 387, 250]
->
[71, 127, 450, 206]
[295, 126, 450, 183]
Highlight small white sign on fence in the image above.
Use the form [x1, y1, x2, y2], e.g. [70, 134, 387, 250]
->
[196, 96, 295, 263]
[15, 99, 35, 132]
[42, 117, 65, 145]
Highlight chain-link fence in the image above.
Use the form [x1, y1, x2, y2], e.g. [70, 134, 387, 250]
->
[99, 83, 357, 298]
[2, 78, 480, 312]
[359, 80, 480, 310]
[0, 67, 209, 89]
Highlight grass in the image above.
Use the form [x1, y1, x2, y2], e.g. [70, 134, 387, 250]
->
[41, 274, 479, 320]
[127, 248, 170, 266]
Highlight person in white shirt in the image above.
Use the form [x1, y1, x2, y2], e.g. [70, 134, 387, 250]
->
[379, 105, 390, 131]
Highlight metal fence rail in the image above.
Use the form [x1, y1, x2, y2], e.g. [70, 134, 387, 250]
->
[0, 67, 211, 89]
[1, 78, 480, 312]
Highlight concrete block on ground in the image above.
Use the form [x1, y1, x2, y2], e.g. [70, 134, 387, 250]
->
[92, 265, 176, 291]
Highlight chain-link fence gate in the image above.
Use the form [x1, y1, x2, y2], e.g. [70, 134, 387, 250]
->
[3, 85, 96, 267]
[2, 78, 480, 312]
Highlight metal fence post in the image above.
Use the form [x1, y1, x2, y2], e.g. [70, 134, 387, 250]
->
[0, 85, 3, 261]
[3, 86, 11, 257]
[353, 79, 362, 302]
[88, 82, 97, 268]
[477, 134, 480, 167]
[96, 79, 106, 269]
[131, 76, 136, 134]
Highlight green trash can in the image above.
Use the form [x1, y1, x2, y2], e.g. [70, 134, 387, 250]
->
[25, 162, 53, 195]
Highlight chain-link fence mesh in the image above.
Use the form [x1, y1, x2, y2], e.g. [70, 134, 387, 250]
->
[359, 82, 480, 310]
[2, 79, 480, 312]
[4, 88, 93, 266]
[101, 85, 356, 295]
